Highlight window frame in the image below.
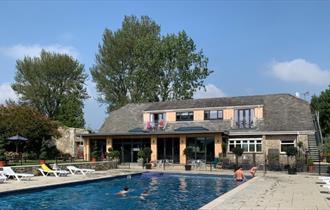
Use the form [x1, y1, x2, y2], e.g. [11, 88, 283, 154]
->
[204, 110, 223, 120]
[176, 111, 194, 121]
[280, 140, 295, 153]
[228, 138, 262, 153]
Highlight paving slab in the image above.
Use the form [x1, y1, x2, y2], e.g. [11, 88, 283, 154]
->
[200, 172, 330, 210]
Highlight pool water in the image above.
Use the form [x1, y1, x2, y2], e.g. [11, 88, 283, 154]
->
[0, 172, 245, 210]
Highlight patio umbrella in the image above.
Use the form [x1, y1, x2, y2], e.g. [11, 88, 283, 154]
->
[7, 134, 28, 153]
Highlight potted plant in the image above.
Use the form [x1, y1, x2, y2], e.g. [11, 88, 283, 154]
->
[137, 150, 145, 168]
[307, 158, 315, 173]
[106, 147, 113, 160]
[0, 136, 6, 167]
[222, 142, 228, 157]
[39, 139, 48, 164]
[286, 147, 298, 174]
[111, 150, 120, 161]
[143, 147, 152, 169]
[232, 147, 244, 168]
[183, 146, 194, 170]
[91, 141, 99, 162]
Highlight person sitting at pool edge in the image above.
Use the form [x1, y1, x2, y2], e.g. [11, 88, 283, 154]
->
[116, 186, 129, 196]
[249, 166, 257, 177]
[234, 166, 245, 182]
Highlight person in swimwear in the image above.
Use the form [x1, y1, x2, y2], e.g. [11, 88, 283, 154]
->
[234, 166, 245, 181]
[116, 186, 129, 196]
[249, 166, 257, 177]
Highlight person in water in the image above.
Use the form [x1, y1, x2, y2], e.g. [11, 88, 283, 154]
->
[116, 186, 129, 196]
[140, 190, 149, 200]
[234, 166, 245, 182]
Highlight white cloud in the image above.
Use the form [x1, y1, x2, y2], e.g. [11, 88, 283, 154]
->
[270, 58, 330, 86]
[0, 44, 78, 59]
[194, 84, 226, 99]
[0, 83, 18, 104]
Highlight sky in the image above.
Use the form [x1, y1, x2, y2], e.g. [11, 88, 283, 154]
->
[0, 1, 330, 130]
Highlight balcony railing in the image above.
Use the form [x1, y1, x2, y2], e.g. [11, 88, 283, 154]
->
[233, 120, 255, 129]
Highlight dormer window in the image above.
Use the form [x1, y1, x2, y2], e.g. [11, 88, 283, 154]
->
[204, 110, 223, 120]
[150, 113, 165, 124]
[234, 109, 254, 128]
[176, 112, 193, 121]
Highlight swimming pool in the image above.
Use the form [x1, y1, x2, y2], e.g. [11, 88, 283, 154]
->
[0, 172, 245, 210]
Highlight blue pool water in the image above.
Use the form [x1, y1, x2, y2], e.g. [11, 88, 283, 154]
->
[0, 172, 245, 210]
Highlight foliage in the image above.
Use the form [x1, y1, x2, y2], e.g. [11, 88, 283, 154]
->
[91, 15, 212, 112]
[307, 158, 314, 166]
[12, 50, 88, 128]
[311, 85, 330, 137]
[285, 147, 298, 157]
[0, 135, 6, 160]
[137, 150, 145, 159]
[91, 141, 99, 159]
[321, 136, 330, 163]
[39, 139, 48, 160]
[107, 147, 120, 160]
[0, 103, 59, 156]
[143, 147, 152, 162]
[232, 147, 244, 157]
[221, 142, 227, 156]
[183, 146, 194, 164]
[110, 150, 120, 160]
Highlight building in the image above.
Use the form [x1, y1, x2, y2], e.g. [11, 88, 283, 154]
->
[80, 93, 317, 166]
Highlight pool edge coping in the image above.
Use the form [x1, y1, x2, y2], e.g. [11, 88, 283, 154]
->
[199, 176, 259, 210]
[0, 171, 142, 196]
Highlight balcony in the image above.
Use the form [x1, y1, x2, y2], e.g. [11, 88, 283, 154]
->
[232, 120, 255, 129]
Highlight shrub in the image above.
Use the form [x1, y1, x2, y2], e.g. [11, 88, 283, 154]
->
[91, 141, 99, 159]
[143, 147, 152, 163]
[183, 146, 194, 164]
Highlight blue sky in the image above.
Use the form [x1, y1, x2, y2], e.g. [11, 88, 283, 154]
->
[0, 1, 329, 130]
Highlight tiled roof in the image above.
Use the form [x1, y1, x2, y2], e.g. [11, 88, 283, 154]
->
[99, 93, 315, 134]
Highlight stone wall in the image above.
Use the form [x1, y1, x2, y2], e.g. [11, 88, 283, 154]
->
[55, 127, 89, 157]
[5, 161, 118, 175]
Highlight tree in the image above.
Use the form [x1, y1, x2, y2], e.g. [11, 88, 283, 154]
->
[39, 139, 48, 160]
[0, 135, 6, 161]
[311, 85, 330, 137]
[91, 15, 212, 112]
[143, 147, 152, 163]
[12, 50, 88, 128]
[232, 147, 244, 167]
[0, 103, 59, 156]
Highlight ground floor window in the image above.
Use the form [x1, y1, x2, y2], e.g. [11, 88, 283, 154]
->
[280, 140, 295, 153]
[157, 138, 180, 163]
[228, 138, 262, 153]
[90, 139, 107, 160]
[112, 139, 150, 162]
[187, 137, 214, 162]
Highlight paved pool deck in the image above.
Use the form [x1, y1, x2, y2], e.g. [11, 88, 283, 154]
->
[1, 168, 330, 210]
[200, 172, 330, 210]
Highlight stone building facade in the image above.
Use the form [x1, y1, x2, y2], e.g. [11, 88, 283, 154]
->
[80, 94, 316, 167]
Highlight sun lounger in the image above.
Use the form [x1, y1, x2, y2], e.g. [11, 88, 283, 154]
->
[38, 164, 69, 177]
[0, 172, 7, 183]
[66, 166, 95, 175]
[2, 167, 34, 181]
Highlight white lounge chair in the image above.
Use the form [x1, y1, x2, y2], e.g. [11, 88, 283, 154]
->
[38, 164, 69, 177]
[0, 172, 7, 183]
[2, 167, 34, 181]
[66, 166, 95, 175]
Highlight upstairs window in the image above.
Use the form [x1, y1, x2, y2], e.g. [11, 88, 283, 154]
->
[150, 113, 165, 124]
[204, 110, 223, 120]
[176, 112, 194, 121]
[234, 109, 255, 128]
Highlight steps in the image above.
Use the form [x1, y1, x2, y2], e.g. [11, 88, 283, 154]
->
[308, 134, 320, 162]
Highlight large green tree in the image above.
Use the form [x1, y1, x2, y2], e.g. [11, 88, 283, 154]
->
[91, 15, 212, 112]
[311, 85, 330, 137]
[12, 50, 88, 128]
[0, 103, 59, 157]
